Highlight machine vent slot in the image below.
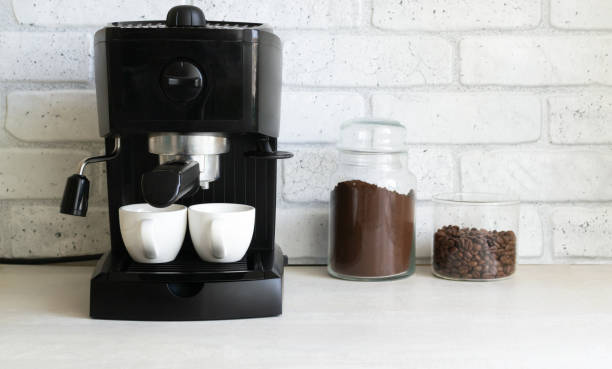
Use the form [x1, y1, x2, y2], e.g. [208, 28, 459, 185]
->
[125, 258, 248, 274]
[110, 20, 263, 29]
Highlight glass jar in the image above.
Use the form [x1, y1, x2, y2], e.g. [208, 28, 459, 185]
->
[328, 119, 417, 281]
[432, 193, 519, 281]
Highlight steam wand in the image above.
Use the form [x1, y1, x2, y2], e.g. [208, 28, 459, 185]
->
[60, 136, 121, 217]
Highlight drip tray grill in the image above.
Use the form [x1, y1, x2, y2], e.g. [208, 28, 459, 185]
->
[125, 258, 249, 274]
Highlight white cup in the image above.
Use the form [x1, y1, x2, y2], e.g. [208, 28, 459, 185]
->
[119, 203, 187, 263]
[188, 203, 255, 263]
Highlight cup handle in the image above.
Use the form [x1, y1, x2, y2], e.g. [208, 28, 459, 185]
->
[210, 219, 226, 259]
[139, 219, 158, 260]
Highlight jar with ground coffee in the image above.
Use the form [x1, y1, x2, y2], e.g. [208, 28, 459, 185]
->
[328, 119, 416, 281]
[432, 193, 519, 281]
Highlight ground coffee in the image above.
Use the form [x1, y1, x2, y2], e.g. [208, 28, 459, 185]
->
[433, 225, 516, 280]
[329, 180, 415, 278]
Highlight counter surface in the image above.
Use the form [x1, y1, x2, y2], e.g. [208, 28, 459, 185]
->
[1, 264, 611, 368]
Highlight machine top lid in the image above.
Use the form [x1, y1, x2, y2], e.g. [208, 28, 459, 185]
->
[109, 5, 266, 31]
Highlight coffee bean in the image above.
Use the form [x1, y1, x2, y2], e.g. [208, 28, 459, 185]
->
[433, 225, 517, 280]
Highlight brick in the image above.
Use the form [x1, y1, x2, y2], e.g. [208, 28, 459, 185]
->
[0, 0, 16, 27]
[415, 202, 434, 260]
[518, 205, 543, 258]
[280, 91, 365, 143]
[12, 0, 183, 26]
[551, 0, 612, 29]
[282, 145, 454, 202]
[408, 147, 455, 200]
[0, 148, 100, 200]
[552, 206, 612, 258]
[460, 150, 612, 201]
[282, 33, 453, 87]
[373, 0, 540, 31]
[372, 93, 541, 143]
[195, 0, 362, 28]
[6, 90, 100, 142]
[549, 93, 612, 144]
[0, 32, 90, 82]
[4, 205, 109, 258]
[282, 145, 336, 203]
[460, 36, 612, 86]
[276, 206, 328, 264]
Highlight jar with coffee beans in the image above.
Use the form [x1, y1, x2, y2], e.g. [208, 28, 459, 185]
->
[432, 193, 519, 281]
[328, 119, 416, 281]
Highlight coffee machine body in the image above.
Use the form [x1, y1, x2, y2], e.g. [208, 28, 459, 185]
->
[66, 7, 290, 320]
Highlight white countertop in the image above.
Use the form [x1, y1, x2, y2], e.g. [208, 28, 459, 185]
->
[1, 264, 612, 369]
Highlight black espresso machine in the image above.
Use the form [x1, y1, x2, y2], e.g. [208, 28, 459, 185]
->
[60, 5, 292, 320]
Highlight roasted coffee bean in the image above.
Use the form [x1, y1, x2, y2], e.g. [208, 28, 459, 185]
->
[433, 225, 516, 280]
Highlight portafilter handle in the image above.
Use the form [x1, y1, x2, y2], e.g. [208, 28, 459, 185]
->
[141, 160, 200, 208]
[60, 136, 121, 217]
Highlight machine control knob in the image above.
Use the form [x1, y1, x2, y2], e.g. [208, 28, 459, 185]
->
[166, 5, 206, 27]
[160, 60, 204, 102]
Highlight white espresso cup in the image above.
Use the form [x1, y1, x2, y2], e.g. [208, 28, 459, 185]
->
[119, 203, 187, 263]
[188, 203, 255, 263]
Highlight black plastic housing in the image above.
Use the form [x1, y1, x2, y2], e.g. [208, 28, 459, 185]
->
[94, 21, 282, 138]
[93, 134, 284, 320]
[91, 245, 285, 321]
[89, 11, 287, 321]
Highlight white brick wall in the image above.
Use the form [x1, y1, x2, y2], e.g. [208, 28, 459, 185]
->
[196, 0, 363, 29]
[372, 0, 541, 31]
[6, 90, 99, 142]
[282, 145, 336, 203]
[0, 32, 90, 81]
[1, 0, 611, 264]
[280, 91, 365, 143]
[0, 148, 103, 200]
[12, 1, 185, 26]
[552, 206, 612, 258]
[518, 205, 544, 258]
[551, 0, 612, 30]
[276, 206, 328, 263]
[282, 33, 453, 86]
[460, 36, 612, 86]
[549, 93, 612, 144]
[4, 205, 110, 258]
[372, 93, 541, 143]
[460, 150, 612, 201]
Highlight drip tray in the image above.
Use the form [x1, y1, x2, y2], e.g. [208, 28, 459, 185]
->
[125, 258, 249, 274]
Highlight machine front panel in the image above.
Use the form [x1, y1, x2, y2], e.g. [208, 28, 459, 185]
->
[109, 40, 244, 125]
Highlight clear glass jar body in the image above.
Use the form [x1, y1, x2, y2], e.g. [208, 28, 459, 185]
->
[432, 193, 519, 281]
[328, 151, 417, 281]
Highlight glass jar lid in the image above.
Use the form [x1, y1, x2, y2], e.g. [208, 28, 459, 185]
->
[337, 118, 406, 153]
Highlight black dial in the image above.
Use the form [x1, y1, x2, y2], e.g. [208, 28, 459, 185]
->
[166, 5, 206, 27]
[160, 60, 204, 103]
